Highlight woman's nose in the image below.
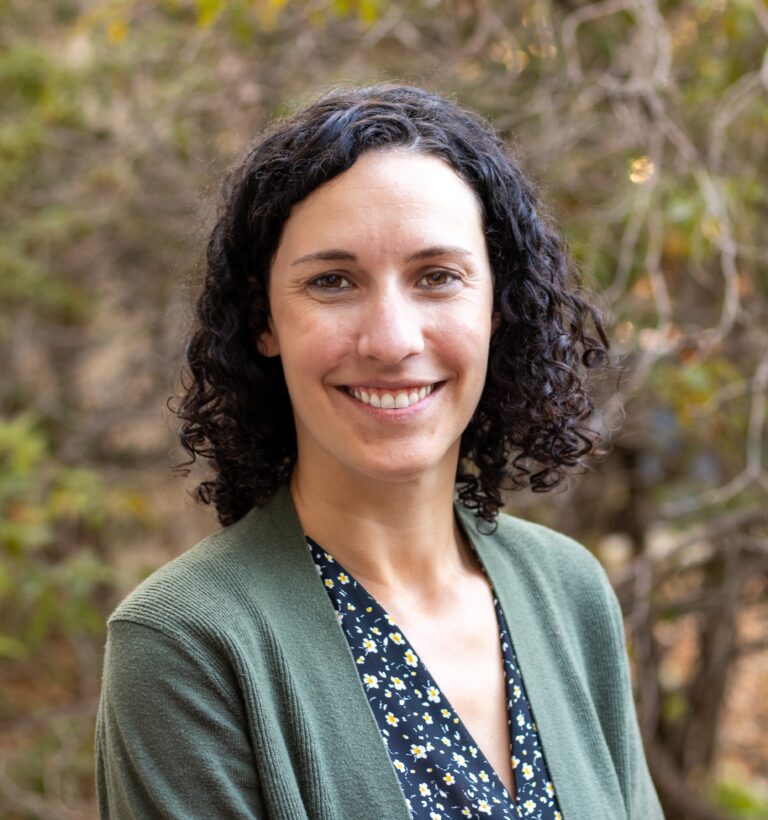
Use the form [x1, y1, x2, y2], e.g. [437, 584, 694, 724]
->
[356, 292, 426, 364]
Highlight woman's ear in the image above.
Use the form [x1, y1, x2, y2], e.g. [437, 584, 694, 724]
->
[257, 317, 280, 357]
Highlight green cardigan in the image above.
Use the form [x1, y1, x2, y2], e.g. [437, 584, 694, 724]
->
[96, 484, 664, 819]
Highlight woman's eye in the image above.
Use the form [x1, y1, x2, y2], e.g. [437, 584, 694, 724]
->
[421, 270, 456, 287]
[310, 273, 349, 289]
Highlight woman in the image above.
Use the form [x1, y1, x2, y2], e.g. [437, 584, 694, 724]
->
[96, 85, 663, 819]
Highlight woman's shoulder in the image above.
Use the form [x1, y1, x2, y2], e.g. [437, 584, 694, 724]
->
[483, 509, 616, 612]
[109, 488, 305, 639]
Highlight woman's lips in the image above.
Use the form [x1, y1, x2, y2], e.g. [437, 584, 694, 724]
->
[343, 383, 439, 409]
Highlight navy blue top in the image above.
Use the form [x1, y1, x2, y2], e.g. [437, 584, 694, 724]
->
[307, 537, 563, 820]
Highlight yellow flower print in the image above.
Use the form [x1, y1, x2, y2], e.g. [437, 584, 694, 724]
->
[555, 813, 562, 820]
[546, 781, 554, 798]
[479, 770, 489, 783]
[523, 799, 536, 813]
[334, 611, 343, 623]
[516, 713, 525, 727]
[441, 708, 451, 718]
[452, 753, 467, 767]
[513, 685, 521, 699]
[511, 755, 520, 769]
[366, 606, 372, 613]
[418, 783, 431, 796]
[324, 579, 334, 588]
[347, 603, 356, 611]
[394, 760, 405, 772]
[385, 614, 395, 624]
[427, 686, 441, 703]
[389, 632, 405, 645]
[443, 773, 455, 785]
[404, 649, 418, 667]
[423, 712, 433, 724]
[410, 744, 427, 759]
[441, 737, 451, 746]
[362, 638, 377, 653]
[384, 689, 392, 698]
[477, 799, 492, 814]
[522, 762, 534, 780]
[469, 745, 477, 757]
[323, 552, 334, 562]
[363, 673, 379, 689]
[371, 626, 381, 635]
[430, 813, 441, 820]
[385, 712, 399, 726]
[392, 676, 406, 691]
[462, 810, 471, 818]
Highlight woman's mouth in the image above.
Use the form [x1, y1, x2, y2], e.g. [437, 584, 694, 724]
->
[344, 383, 438, 409]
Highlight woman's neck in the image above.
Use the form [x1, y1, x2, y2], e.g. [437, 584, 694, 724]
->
[289, 458, 476, 598]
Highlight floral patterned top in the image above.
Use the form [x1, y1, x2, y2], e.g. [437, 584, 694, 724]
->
[307, 537, 563, 820]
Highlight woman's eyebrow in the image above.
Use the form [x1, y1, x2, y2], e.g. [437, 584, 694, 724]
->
[291, 245, 474, 267]
[291, 249, 357, 266]
[405, 245, 473, 262]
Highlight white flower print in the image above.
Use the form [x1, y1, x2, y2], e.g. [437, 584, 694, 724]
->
[362, 637, 377, 653]
[307, 537, 562, 820]
[522, 763, 534, 780]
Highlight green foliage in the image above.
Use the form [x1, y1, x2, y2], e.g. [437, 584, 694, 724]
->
[0, 414, 146, 666]
[713, 779, 768, 820]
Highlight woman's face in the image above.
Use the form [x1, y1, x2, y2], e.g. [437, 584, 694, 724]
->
[262, 149, 495, 487]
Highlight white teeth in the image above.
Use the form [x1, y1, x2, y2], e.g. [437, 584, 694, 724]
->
[347, 384, 435, 409]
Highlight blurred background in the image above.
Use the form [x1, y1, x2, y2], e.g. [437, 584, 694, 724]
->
[1, 0, 767, 817]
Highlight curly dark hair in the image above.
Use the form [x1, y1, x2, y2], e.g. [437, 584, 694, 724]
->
[172, 83, 608, 527]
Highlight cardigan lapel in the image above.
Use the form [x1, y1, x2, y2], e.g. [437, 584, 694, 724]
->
[455, 503, 627, 820]
[240, 484, 412, 820]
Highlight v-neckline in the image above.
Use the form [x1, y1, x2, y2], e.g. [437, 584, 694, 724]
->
[306, 535, 519, 809]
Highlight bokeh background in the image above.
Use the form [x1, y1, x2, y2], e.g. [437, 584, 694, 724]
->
[2, 0, 767, 818]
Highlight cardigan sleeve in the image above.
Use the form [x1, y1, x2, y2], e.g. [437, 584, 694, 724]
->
[95, 619, 266, 819]
[598, 574, 665, 819]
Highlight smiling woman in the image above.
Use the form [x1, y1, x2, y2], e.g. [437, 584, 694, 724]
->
[95, 86, 664, 819]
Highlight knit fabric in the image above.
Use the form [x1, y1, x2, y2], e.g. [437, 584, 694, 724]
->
[96, 483, 664, 819]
